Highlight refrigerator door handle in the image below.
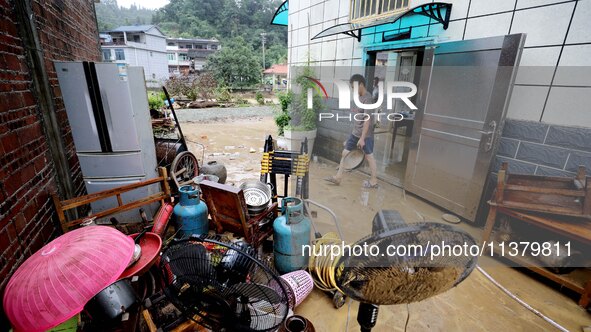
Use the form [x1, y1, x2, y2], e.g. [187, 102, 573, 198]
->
[100, 88, 115, 146]
[86, 61, 113, 152]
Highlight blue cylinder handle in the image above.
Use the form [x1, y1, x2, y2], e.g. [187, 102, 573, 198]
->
[281, 197, 301, 225]
[281, 197, 296, 213]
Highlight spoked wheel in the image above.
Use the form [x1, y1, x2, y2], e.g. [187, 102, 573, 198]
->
[171, 151, 199, 190]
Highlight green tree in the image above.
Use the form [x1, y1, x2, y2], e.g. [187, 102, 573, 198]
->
[205, 37, 262, 88]
[152, 0, 287, 65]
[95, 0, 153, 31]
[265, 44, 287, 67]
[97, 0, 288, 67]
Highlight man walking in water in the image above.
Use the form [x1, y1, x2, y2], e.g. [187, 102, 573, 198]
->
[325, 74, 379, 188]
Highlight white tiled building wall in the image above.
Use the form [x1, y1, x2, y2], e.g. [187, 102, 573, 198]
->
[125, 48, 169, 82]
[288, 0, 591, 128]
[102, 28, 169, 85]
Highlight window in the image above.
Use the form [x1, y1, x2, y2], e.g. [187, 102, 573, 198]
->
[210, 45, 218, 50]
[115, 49, 125, 60]
[195, 44, 204, 49]
[102, 49, 111, 61]
[132, 35, 140, 42]
[179, 53, 189, 61]
[167, 42, 175, 46]
[167, 53, 176, 61]
[350, 0, 409, 21]
[186, 44, 193, 49]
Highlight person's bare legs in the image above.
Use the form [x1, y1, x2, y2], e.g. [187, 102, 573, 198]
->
[365, 153, 378, 186]
[334, 148, 350, 181]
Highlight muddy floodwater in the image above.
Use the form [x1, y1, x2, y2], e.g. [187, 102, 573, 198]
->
[179, 107, 591, 331]
[179, 107, 276, 185]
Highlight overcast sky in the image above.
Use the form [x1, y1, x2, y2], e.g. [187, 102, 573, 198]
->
[116, 0, 169, 10]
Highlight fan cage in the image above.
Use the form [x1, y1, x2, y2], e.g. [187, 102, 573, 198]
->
[335, 222, 478, 305]
[160, 237, 290, 331]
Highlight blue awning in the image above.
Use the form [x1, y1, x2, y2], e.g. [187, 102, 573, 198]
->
[312, 2, 452, 41]
[271, 0, 288, 26]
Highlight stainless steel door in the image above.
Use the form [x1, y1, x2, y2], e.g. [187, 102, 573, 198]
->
[404, 34, 525, 221]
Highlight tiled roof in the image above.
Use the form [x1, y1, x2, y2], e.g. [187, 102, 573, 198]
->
[108, 25, 157, 33]
[263, 64, 288, 75]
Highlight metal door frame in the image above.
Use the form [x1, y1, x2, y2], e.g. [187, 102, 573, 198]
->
[405, 34, 526, 221]
[381, 50, 418, 167]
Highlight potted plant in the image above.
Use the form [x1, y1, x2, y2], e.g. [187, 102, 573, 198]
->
[283, 66, 324, 153]
[274, 91, 292, 150]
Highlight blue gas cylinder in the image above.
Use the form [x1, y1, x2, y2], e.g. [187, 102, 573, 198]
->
[273, 197, 311, 274]
[173, 185, 208, 237]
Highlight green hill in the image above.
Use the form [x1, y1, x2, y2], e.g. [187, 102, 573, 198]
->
[95, 0, 288, 67]
[153, 0, 287, 67]
[95, 0, 154, 31]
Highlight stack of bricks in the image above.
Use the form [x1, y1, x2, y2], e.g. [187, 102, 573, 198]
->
[0, 0, 100, 311]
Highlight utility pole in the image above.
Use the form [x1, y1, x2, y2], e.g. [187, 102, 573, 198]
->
[261, 32, 267, 84]
[261, 32, 267, 69]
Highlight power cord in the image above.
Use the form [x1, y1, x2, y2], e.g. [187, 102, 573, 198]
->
[476, 266, 568, 332]
[404, 303, 410, 332]
[344, 298, 352, 331]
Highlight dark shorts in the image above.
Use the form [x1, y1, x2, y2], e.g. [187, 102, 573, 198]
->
[345, 134, 374, 154]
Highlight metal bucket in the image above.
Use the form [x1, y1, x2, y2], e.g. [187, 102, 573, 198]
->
[85, 279, 138, 323]
[239, 181, 273, 215]
[155, 141, 186, 167]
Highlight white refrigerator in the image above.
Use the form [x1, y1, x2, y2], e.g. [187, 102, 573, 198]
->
[55, 61, 159, 221]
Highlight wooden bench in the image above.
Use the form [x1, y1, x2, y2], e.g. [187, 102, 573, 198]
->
[483, 162, 591, 307]
[52, 167, 172, 233]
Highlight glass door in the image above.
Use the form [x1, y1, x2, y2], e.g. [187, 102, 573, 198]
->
[370, 48, 422, 185]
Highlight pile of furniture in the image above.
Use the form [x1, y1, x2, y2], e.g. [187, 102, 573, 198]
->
[39, 137, 316, 331]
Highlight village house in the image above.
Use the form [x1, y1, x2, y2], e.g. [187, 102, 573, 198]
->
[100, 25, 169, 85]
[263, 63, 288, 91]
[166, 37, 221, 75]
[283, 0, 591, 223]
[2, 0, 591, 330]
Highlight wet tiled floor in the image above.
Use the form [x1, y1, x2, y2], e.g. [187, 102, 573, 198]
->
[183, 116, 591, 331]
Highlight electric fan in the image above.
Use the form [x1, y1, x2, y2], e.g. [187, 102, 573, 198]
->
[335, 217, 478, 332]
[160, 236, 290, 332]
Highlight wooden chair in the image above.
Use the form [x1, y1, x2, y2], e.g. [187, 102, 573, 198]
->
[199, 180, 277, 248]
[484, 162, 591, 242]
[52, 167, 172, 233]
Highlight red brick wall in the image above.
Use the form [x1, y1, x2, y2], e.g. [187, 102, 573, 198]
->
[0, 0, 100, 316]
[33, 0, 102, 196]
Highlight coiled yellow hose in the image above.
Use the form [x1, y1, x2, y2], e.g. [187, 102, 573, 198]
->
[307, 232, 344, 292]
